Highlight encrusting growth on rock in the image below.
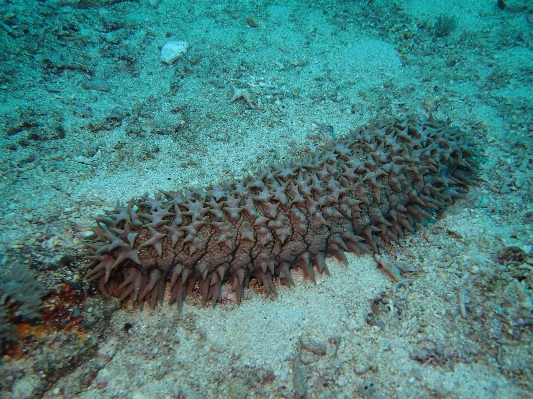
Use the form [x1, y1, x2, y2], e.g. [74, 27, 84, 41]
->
[85, 116, 481, 309]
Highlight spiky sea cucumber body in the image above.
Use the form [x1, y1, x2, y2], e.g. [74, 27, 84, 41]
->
[86, 117, 480, 308]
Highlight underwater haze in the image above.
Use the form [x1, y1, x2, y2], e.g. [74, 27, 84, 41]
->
[0, 0, 532, 398]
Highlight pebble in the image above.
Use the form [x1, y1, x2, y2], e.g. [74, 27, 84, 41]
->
[337, 376, 348, 387]
[96, 368, 111, 385]
[354, 362, 370, 374]
[161, 40, 188, 64]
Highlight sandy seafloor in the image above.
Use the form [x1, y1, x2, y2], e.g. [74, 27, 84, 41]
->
[0, 0, 532, 398]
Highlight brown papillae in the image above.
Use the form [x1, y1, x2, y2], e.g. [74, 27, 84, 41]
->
[85, 116, 481, 309]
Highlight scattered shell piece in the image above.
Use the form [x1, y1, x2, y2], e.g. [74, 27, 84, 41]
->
[161, 41, 188, 65]
[374, 254, 403, 282]
[272, 60, 284, 70]
[230, 86, 256, 109]
[459, 288, 468, 318]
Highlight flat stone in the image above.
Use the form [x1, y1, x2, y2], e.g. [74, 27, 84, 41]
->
[161, 41, 188, 64]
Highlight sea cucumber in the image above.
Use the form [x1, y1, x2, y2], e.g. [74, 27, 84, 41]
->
[85, 116, 481, 308]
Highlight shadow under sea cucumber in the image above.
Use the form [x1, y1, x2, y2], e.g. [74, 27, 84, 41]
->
[85, 116, 482, 309]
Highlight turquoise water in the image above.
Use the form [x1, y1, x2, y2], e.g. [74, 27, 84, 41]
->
[0, 1, 532, 398]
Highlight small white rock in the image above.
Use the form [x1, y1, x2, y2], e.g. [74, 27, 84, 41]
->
[161, 40, 188, 64]
[354, 362, 369, 374]
[337, 376, 348, 387]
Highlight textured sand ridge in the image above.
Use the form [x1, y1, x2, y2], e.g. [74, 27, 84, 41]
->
[86, 116, 481, 308]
